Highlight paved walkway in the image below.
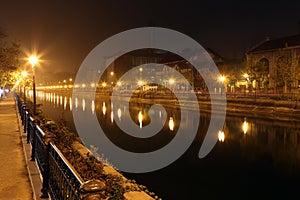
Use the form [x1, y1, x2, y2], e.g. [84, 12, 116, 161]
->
[0, 94, 37, 200]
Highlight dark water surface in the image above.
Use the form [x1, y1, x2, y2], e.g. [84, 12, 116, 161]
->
[35, 90, 300, 199]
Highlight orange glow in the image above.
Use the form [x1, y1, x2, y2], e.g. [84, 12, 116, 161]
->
[21, 71, 28, 77]
[218, 130, 225, 142]
[91, 100, 95, 114]
[138, 111, 143, 128]
[169, 117, 174, 131]
[218, 75, 226, 83]
[111, 111, 114, 123]
[116, 81, 122, 87]
[102, 102, 106, 115]
[28, 56, 39, 67]
[243, 120, 249, 134]
[137, 80, 144, 86]
[168, 79, 175, 85]
[117, 108, 122, 120]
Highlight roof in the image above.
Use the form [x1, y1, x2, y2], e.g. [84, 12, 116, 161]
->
[247, 34, 300, 54]
[206, 48, 225, 64]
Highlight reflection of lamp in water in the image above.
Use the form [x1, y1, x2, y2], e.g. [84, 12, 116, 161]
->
[117, 108, 122, 121]
[102, 102, 106, 115]
[91, 100, 95, 114]
[242, 118, 248, 134]
[60, 96, 63, 106]
[111, 111, 114, 123]
[69, 97, 72, 111]
[169, 117, 174, 131]
[64, 96, 67, 110]
[82, 99, 86, 111]
[218, 130, 225, 142]
[75, 97, 78, 108]
[138, 111, 143, 128]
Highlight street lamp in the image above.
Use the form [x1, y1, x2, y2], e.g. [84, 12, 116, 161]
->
[243, 73, 249, 95]
[218, 75, 226, 83]
[218, 75, 226, 95]
[28, 56, 39, 115]
[168, 78, 175, 85]
[243, 73, 249, 79]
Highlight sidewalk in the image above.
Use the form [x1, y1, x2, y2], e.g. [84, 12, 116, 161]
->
[0, 94, 43, 200]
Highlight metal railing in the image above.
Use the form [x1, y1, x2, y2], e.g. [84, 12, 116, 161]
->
[14, 94, 87, 199]
[15, 93, 152, 200]
[48, 143, 83, 200]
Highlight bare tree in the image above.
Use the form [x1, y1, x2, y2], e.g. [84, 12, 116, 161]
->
[276, 52, 292, 93]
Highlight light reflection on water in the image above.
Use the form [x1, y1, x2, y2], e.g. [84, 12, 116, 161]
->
[34, 90, 300, 199]
[243, 118, 249, 134]
[37, 91, 177, 129]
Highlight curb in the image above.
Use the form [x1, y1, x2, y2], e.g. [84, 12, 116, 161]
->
[14, 98, 47, 200]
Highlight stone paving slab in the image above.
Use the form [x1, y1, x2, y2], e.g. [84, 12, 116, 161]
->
[0, 94, 41, 200]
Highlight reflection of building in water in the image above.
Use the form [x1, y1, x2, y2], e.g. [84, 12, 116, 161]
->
[226, 118, 300, 170]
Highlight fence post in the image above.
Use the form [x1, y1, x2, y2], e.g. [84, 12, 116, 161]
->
[40, 140, 50, 198]
[21, 105, 26, 125]
[30, 121, 36, 161]
[41, 133, 56, 199]
[26, 113, 30, 143]
[23, 109, 28, 133]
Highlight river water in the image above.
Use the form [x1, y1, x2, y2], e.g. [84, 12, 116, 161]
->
[31, 90, 300, 199]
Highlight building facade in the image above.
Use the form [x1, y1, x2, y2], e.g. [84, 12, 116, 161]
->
[246, 34, 300, 93]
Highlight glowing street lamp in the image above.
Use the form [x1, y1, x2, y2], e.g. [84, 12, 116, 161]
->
[116, 81, 122, 87]
[218, 75, 226, 95]
[102, 82, 107, 87]
[28, 55, 39, 115]
[168, 78, 175, 85]
[21, 71, 28, 77]
[218, 75, 226, 83]
[137, 80, 144, 86]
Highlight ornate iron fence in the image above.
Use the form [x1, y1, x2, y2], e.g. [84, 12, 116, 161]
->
[48, 143, 83, 200]
[14, 93, 157, 200]
[15, 94, 85, 199]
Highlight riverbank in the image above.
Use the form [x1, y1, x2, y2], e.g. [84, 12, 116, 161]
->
[125, 95, 300, 122]
[208, 96, 300, 121]
[37, 88, 300, 121]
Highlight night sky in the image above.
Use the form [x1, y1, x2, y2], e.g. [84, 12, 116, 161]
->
[1, 0, 300, 82]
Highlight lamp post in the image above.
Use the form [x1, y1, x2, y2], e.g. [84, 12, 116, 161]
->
[243, 73, 249, 95]
[218, 75, 226, 95]
[29, 56, 38, 115]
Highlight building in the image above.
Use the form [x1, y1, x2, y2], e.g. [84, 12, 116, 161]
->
[246, 34, 300, 93]
[96, 48, 230, 93]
